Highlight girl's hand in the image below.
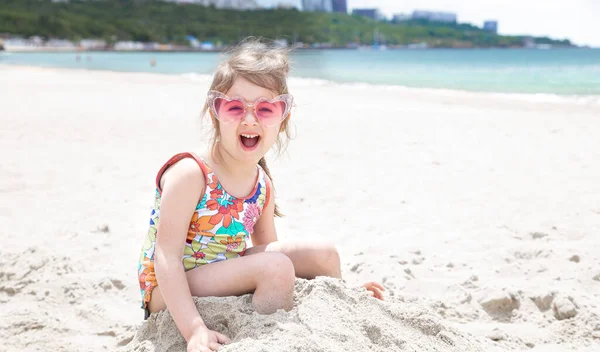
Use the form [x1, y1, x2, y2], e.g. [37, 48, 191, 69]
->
[362, 281, 385, 300]
[187, 326, 231, 352]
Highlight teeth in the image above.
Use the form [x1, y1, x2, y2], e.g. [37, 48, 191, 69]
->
[241, 134, 258, 138]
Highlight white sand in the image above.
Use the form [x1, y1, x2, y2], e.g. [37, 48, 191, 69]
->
[0, 65, 599, 351]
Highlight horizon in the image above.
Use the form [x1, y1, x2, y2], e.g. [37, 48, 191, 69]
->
[258, 0, 600, 48]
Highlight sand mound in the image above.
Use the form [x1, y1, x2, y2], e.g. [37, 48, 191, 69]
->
[126, 277, 485, 352]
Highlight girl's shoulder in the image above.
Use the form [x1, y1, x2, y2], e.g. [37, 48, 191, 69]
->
[155, 152, 209, 196]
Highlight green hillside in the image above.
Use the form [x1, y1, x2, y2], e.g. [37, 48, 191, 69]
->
[0, 0, 573, 48]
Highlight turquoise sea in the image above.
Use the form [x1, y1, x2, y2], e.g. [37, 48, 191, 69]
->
[1, 49, 599, 96]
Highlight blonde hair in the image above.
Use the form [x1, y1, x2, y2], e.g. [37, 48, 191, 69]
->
[201, 37, 293, 217]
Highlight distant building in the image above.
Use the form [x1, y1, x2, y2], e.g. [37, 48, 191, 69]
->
[2, 37, 35, 51]
[163, 0, 260, 10]
[523, 37, 535, 48]
[217, 0, 260, 9]
[275, 1, 298, 10]
[331, 0, 347, 14]
[114, 41, 145, 51]
[46, 39, 77, 49]
[79, 39, 106, 50]
[200, 41, 215, 50]
[352, 8, 385, 21]
[161, 0, 204, 3]
[412, 10, 457, 23]
[29, 36, 44, 46]
[392, 13, 410, 22]
[483, 21, 498, 33]
[185, 35, 201, 48]
[302, 0, 332, 12]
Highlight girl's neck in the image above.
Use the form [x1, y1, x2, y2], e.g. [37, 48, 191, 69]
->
[209, 142, 258, 180]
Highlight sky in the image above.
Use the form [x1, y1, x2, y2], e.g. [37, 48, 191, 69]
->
[257, 0, 600, 47]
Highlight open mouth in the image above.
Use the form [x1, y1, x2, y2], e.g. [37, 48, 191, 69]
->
[240, 133, 261, 151]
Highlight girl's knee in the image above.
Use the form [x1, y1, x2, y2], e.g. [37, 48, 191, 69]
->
[312, 242, 341, 278]
[260, 252, 295, 282]
[320, 242, 340, 265]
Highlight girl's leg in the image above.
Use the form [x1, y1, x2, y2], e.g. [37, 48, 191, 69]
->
[148, 251, 295, 314]
[244, 241, 386, 300]
[244, 241, 341, 279]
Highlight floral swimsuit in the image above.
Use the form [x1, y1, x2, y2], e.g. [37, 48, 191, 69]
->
[137, 152, 271, 312]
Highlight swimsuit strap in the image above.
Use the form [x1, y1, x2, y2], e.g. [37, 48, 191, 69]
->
[155, 152, 209, 195]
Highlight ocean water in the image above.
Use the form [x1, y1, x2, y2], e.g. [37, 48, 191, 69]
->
[1, 49, 599, 96]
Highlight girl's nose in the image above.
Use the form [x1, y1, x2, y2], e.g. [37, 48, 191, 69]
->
[241, 109, 258, 126]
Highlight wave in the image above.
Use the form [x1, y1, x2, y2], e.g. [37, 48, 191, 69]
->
[5, 62, 598, 106]
[489, 92, 600, 106]
[179, 72, 213, 82]
[285, 75, 600, 106]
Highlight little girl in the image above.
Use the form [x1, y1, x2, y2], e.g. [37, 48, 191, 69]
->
[137, 38, 385, 352]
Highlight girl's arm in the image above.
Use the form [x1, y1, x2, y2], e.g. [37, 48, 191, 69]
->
[250, 180, 278, 246]
[154, 159, 208, 341]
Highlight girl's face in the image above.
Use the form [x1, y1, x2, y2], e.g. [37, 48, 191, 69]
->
[216, 76, 285, 164]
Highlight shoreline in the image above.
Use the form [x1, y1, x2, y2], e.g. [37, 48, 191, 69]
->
[2, 64, 599, 108]
[0, 45, 585, 53]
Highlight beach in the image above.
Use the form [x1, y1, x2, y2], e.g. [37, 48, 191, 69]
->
[1, 65, 599, 351]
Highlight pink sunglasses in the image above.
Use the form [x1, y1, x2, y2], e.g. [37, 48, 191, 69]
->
[207, 90, 294, 127]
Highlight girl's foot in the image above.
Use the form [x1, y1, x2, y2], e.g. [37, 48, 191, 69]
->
[362, 281, 385, 300]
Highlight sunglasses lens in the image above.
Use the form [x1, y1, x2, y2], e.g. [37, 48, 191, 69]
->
[256, 101, 286, 126]
[214, 97, 245, 123]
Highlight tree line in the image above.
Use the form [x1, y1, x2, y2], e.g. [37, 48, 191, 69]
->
[0, 0, 572, 48]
